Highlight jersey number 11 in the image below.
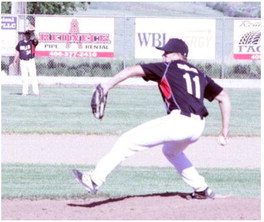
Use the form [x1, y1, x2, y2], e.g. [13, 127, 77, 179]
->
[183, 73, 201, 99]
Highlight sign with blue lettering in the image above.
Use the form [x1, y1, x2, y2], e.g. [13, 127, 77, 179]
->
[1, 15, 18, 56]
[1, 16, 17, 30]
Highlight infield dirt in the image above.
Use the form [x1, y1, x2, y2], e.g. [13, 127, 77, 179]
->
[2, 134, 261, 220]
[2, 196, 260, 220]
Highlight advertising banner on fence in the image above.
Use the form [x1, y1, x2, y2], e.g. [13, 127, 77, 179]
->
[135, 18, 216, 60]
[35, 16, 114, 58]
[233, 19, 261, 60]
[1, 15, 18, 56]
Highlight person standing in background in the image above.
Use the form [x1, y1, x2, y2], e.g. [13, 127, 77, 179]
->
[14, 30, 39, 96]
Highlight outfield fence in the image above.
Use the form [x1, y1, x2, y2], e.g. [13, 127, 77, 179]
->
[1, 14, 261, 79]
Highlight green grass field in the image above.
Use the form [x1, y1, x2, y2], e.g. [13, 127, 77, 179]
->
[1, 86, 261, 136]
[1, 85, 261, 199]
[2, 164, 260, 199]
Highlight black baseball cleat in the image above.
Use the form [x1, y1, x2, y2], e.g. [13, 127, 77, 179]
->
[188, 187, 215, 200]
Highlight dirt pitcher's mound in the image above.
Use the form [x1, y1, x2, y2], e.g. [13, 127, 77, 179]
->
[2, 195, 260, 220]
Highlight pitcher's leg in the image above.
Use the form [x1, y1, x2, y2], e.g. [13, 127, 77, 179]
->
[162, 144, 208, 192]
[90, 142, 134, 187]
[91, 115, 172, 187]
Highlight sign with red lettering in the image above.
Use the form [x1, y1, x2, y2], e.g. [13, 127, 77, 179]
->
[135, 18, 216, 59]
[35, 16, 114, 58]
[233, 19, 261, 60]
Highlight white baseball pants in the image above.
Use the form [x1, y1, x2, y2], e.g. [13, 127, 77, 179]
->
[20, 58, 39, 95]
[91, 110, 208, 192]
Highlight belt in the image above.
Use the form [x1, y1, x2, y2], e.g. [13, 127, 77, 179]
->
[172, 110, 204, 120]
[21, 58, 33, 61]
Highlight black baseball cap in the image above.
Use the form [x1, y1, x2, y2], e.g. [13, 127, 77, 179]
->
[156, 38, 188, 57]
[24, 30, 31, 35]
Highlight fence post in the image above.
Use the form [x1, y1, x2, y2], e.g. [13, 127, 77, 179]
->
[220, 18, 225, 79]
[123, 16, 127, 69]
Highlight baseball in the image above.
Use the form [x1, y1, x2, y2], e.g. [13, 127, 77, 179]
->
[218, 135, 227, 146]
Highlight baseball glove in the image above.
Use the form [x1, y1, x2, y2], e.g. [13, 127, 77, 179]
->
[91, 84, 108, 119]
[27, 24, 35, 31]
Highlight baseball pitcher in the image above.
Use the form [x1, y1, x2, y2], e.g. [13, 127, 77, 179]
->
[73, 38, 231, 199]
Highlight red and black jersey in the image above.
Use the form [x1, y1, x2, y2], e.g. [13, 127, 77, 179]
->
[16, 39, 38, 60]
[141, 60, 223, 118]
